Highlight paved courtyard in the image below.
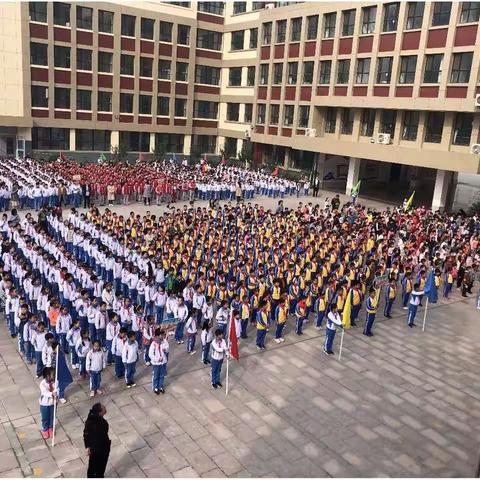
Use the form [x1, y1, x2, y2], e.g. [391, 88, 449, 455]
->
[1, 194, 480, 478]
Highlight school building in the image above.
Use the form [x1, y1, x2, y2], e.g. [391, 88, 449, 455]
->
[0, 1, 480, 209]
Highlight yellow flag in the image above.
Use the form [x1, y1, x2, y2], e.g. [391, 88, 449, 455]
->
[342, 289, 352, 329]
[404, 191, 415, 212]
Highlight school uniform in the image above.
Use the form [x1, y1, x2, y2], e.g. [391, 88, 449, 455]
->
[86, 349, 106, 392]
[324, 311, 343, 354]
[401, 277, 413, 308]
[149, 340, 167, 392]
[94, 310, 108, 347]
[274, 304, 287, 341]
[39, 378, 56, 436]
[201, 329, 213, 363]
[105, 321, 120, 364]
[111, 334, 126, 378]
[255, 310, 268, 349]
[210, 337, 228, 387]
[122, 340, 139, 386]
[444, 272, 454, 298]
[215, 307, 229, 336]
[184, 316, 197, 353]
[295, 302, 307, 335]
[407, 290, 424, 327]
[76, 338, 91, 376]
[174, 304, 189, 343]
[384, 285, 397, 317]
[66, 326, 81, 368]
[364, 295, 378, 337]
[32, 330, 47, 376]
[142, 323, 155, 364]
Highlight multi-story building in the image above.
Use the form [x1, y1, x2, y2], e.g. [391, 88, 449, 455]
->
[0, 0, 480, 210]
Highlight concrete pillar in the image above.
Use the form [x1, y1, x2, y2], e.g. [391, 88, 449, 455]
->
[432, 169, 453, 212]
[149, 132, 155, 153]
[69, 129, 75, 151]
[283, 148, 291, 168]
[111, 131, 119, 150]
[183, 134, 191, 156]
[314, 152, 326, 189]
[346, 157, 361, 195]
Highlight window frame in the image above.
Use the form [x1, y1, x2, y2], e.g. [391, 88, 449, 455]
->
[54, 45, 71, 69]
[424, 111, 445, 143]
[306, 15, 319, 40]
[450, 52, 473, 83]
[318, 60, 332, 84]
[76, 5, 92, 30]
[160, 21, 173, 42]
[432, 2, 452, 26]
[231, 30, 245, 51]
[342, 9, 356, 36]
[355, 58, 370, 84]
[76, 89, 92, 111]
[423, 54, 443, 83]
[405, 2, 424, 30]
[157, 97, 170, 116]
[283, 104, 294, 126]
[323, 12, 337, 38]
[141, 18, 155, 40]
[276, 20, 287, 43]
[460, 2, 480, 23]
[229, 67, 242, 86]
[77, 48, 92, 71]
[97, 91, 112, 112]
[54, 87, 70, 109]
[290, 17, 302, 42]
[98, 10, 114, 34]
[336, 59, 350, 84]
[30, 42, 48, 66]
[29, 2, 47, 23]
[376, 56, 393, 84]
[401, 110, 420, 141]
[361, 6, 377, 34]
[31, 85, 49, 108]
[398, 55, 417, 84]
[121, 14, 136, 37]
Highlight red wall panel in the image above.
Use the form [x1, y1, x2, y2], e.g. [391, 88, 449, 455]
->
[352, 86, 367, 96]
[31, 67, 48, 82]
[419, 86, 439, 97]
[446, 86, 468, 98]
[140, 40, 154, 54]
[288, 43, 300, 58]
[255, 126, 264, 134]
[300, 86, 311, 101]
[54, 27, 70, 42]
[261, 46, 270, 60]
[274, 44, 284, 59]
[373, 86, 390, 96]
[76, 30, 93, 46]
[195, 49, 221, 59]
[174, 118, 187, 126]
[76, 112, 92, 120]
[98, 75, 113, 88]
[138, 116, 152, 124]
[427, 28, 448, 48]
[54, 110, 70, 119]
[98, 34, 114, 49]
[156, 117, 169, 125]
[454, 25, 478, 46]
[32, 109, 49, 118]
[334, 86, 348, 96]
[175, 83, 188, 95]
[158, 81, 171, 93]
[97, 113, 112, 122]
[197, 12, 224, 24]
[139, 78, 153, 91]
[77, 72, 92, 86]
[281, 128, 292, 137]
[194, 85, 219, 94]
[395, 86, 413, 97]
[177, 46, 190, 58]
[258, 87, 268, 100]
[271, 86, 281, 100]
[268, 127, 278, 135]
[119, 114, 134, 123]
[379, 33, 396, 52]
[338, 37, 352, 55]
[285, 86, 296, 100]
[401, 31, 420, 50]
[54, 69, 70, 84]
[120, 76, 134, 90]
[316, 86, 329, 96]
[193, 120, 217, 128]
[320, 39, 334, 55]
[30, 23, 48, 39]
[304, 42, 316, 57]
[357, 36, 373, 53]
[121, 37, 135, 51]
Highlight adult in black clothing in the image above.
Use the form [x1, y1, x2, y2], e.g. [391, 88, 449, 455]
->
[83, 403, 111, 478]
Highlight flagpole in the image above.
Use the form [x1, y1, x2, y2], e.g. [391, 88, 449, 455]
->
[51, 345, 59, 448]
[338, 328, 345, 361]
[422, 298, 429, 332]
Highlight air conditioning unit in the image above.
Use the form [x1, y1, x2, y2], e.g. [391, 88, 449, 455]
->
[65, 22, 70, 27]
[471, 144, 480, 155]
[475, 94, 480, 107]
[265, 3, 275, 9]
[377, 133, 391, 145]
[244, 128, 252, 138]
[304, 128, 317, 137]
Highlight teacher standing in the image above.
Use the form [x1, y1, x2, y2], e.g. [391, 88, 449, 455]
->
[83, 403, 111, 478]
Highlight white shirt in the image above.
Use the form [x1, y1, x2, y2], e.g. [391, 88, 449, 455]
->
[211, 338, 228, 361]
[326, 311, 343, 331]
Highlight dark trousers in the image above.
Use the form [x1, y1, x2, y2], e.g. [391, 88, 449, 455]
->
[87, 449, 110, 478]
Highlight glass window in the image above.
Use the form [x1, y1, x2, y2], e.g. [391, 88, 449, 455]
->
[120, 55, 134, 75]
[176, 62, 188, 81]
[307, 15, 319, 40]
[178, 25, 190, 45]
[54, 3, 70, 26]
[362, 6, 377, 34]
[198, 2, 224, 15]
[224, 138, 238, 158]
[32, 128, 69, 150]
[325, 107, 337, 133]
[257, 104, 266, 124]
[31, 85, 48, 108]
[139, 95, 152, 115]
[229, 67, 242, 86]
[158, 59, 171, 80]
[298, 106, 310, 128]
[432, 2, 451, 26]
[77, 49, 92, 71]
[197, 29, 222, 50]
[75, 130, 111, 151]
[360, 108, 375, 136]
[323, 12, 336, 38]
[262, 22, 272, 45]
[260, 64, 269, 85]
[155, 133, 184, 153]
[140, 57, 153, 77]
[244, 103, 253, 123]
[380, 110, 397, 138]
[342, 9, 356, 36]
[233, 2, 246, 14]
[231, 30, 245, 50]
[406, 2, 424, 29]
[157, 97, 169, 116]
[283, 105, 294, 126]
[356, 58, 370, 84]
[141, 18, 154, 39]
[424, 54, 443, 83]
[460, 2, 480, 23]
[98, 51, 113, 73]
[160, 21, 173, 42]
[302, 61, 314, 84]
[402, 111, 419, 141]
[424, 112, 444, 143]
[341, 108, 354, 134]
[195, 65, 220, 85]
[76, 89, 91, 110]
[276, 20, 287, 43]
[54, 87, 70, 109]
[249, 28, 258, 49]
[453, 112, 473, 145]
[121, 14, 136, 36]
[376, 57, 393, 84]
[247, 66, 255, 86]
[30, 42, 48, 66]
[76, 6, 92, 29]
[270, 104, 279, 125]
[273, 63, 283, 84]
[191, 135, 216, 153]
[98, 11, 114, 34]
[119, 132, 150, 152]
[398, 55, 417, 84]
[29, 2, 47, 22]
[119, 93, 133, 113]
[98, 91, 112, 112]
[227, 103, 240, 121]
[175, 98, 187, 117]
[252, 1, 266, 10]
[383, 3, 399, 31]
[288, 62, 298, 84]
[450, 52, 473, 83]
[291, 18, 302, 42]
[319, 60, 332, 84]
[54, 46, 70, 68]
[336, 59, 350, 84]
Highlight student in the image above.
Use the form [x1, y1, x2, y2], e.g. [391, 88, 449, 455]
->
[105, 314, 120, 365]
[210, 329, 229, 389]
[384, 279, 397, 318]
[76, 330, 91, 380]
[201, 320, 213, 364]
[401, 271, 413, 309]
[111, 327, 127, 379]
[122, 331, 139, 388]
[444, 269, 454, 298]
[324, 304, 343, 355]
[23, 313, 37, 365]
[184, 310, 198, 355]
[215, 300, 229, 336]
[255, 302, 269, 350]
[94, 302, 108, 348]
[274, 298, 288, 343]
[407, 283, 424, 328]
[56, 306, 72, 354]
[149, 328, 167, 394]
[154, 286, 167, 325]
[32, 323, 48, 378]
[239, 297, 250, 339]
[39, 367, 57, 440]
[364, 288, 378, 337]
[295, 297, 307, 335]
[86, 340, 107, 397]
[66, 318, 81, 369]
[142, 315, 155, 365]
[314, 293, 326, 330]
[41, 333, 56, 368]
[174, 297, 189, 345]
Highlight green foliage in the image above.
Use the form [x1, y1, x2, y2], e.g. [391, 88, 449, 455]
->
[238, 141, 253, 168]
[152, 142, 167, 162]
[469, 201, 480, 215]
[110, 143, 128, 164]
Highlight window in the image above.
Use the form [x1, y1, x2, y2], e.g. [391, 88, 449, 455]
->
[252, 1, 265, 10]
[383, 3, 399, 31]
[291, 18, 302, 42]
[298, 106, 310, 128]
[231, 30, 245, 50]
[319, 60, 331, 83]
[336, 59, 350, 84]
[160, 21, 173, 42]
[30, 42, 47, 66]
[424, 54, 443, 83]
[158, 60, 171, 80]
[197, 29, 222, 50]
[121, 14, 135, 36]
[31, 86, 48, 108]
[77, 49, 92, 71]
[120, 93, 133, 113]
[140, 57, 153, 77]
[75, 130, 111, 151]
[168, 1, 191, 7]
[98, 91, 112, 112]
[287, 62, 298, 84]
[424, 112, 444, 143]
[54, 87, 70, 109]
[257, 104, 266, 124]
[224, 138, 238, 158]
[120, 55, 134, 76]
[195, 65, 220, 85]
[432, 2, 451, 26]
[276, 20, 287, 43]
[176, 62, 189, 81]
[98, 10, 114, 34]
[460, 2, 480, 23]
[198, 2, 224, 15]
[227, 103, 240, 121]
[341, 108, 354, 135]
[32, 128, 69, 150]
[402, 111, 419, 141]
[98, 51, 113, 73]
[380, 110, 397, 138]
[399, 55, 417, 84]
[76, 6, 92, 29]
[262, 22, 272, 45]
[450, 52, 473, 83]
[247, 66, 255, 86]
[342, 9, 356, 36]
[249, 28, 258, 49]
[244, 103, 253, 123]
[156, 133, 184, 153]
[302, 61, 314, 84]
[192, 135, 217, 153]
[175, 98, 187, 117]
[157, 97, 169, 116]
[178, 25, 190, 45]
[260, 64, 269, 85]
[76, 89, 91, 110]
[141, 18, 154, 39]
[362, 6, 377, 34]
[376, 57, 393, 84]
[325, 107, 337, 133]
[283, 105, 294, 126]
[233, 2, 246, 14]
[307, 15, 319, 40]
[29, 2, 47, 22]
[54, 46, 70, 68]
[356, 58, 370, 84]
[119, 132, 150, 152]
[273, 63, 283, 84]
[360, 109, 375, 136]
[453, 113, 473, 145]
[323, 12, 336, 38]
[139, 95, 152, 115]
[54, 3, 70, 26]
[406, 2, 424, 29]
[270, 104, 279, 124]
[229, 67, 242, 86]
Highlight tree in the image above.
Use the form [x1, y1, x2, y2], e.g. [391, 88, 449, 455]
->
[238, 141, 253, 168]
[152, 142, 167, 163]
[110, 142, 128, 164]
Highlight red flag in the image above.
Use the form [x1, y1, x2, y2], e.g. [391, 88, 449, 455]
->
[229, 317, 239, 361]
[272, 167, 279, 177]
